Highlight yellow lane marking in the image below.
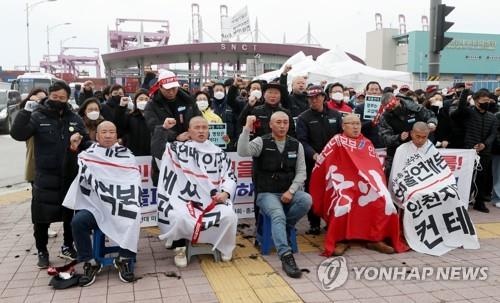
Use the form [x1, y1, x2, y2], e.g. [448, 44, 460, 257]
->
[476, 223, 500, 239]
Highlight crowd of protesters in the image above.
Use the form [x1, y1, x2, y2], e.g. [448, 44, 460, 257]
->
[9, 67, 500, 283]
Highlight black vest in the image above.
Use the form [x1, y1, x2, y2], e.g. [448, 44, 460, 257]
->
[255, 134, 299, 193]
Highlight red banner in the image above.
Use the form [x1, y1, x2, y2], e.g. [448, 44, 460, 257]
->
[310, 134, 408, 256]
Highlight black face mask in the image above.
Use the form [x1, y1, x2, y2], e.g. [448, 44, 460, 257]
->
[111, 95, 122, 104]
[46, 100, 67, 111]
[478, 102, 490, 111]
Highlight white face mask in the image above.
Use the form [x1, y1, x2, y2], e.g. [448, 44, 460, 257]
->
[214, 91, 225, 100]
[250, 89, 262, 99]
[330, 92, 344, 101]
[136, 101, 148, 110]
[433, 100, 443, 109]
[343, 96, 350, 102]
[197, 100, 209, 111]
[86, 111, 100, 121]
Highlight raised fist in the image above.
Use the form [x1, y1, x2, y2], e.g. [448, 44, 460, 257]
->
[163, 118, 177, 129]
[245, 115, 257, 130]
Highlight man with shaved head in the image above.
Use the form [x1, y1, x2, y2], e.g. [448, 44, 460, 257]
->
[279, 64, 309, 117]
[389, 121, 480, 255]
[64, 120, 141, 286]
[157, 116, 238, 267]
[310, 114, 407, 257]
[238, 111, 312, 278]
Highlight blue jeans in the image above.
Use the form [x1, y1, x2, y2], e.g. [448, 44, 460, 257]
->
[492, 155, 500, 203]
[71, 209, 136, 263]
[256, 191, 312, 257]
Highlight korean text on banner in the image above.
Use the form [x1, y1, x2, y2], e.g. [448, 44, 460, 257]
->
[363, 95, 382, 121]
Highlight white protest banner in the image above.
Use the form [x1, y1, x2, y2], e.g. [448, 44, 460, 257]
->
[221, 18, 233, 41]
[390, 144, 479, 256]
[136, 156, 158, 227]
[63, 143, 142, 252]
[231, 6, 251, 37]
[156, 141, 237, 256]
[209, 123, 227, 148]
[363, 95, 382, 120]
[377, 148, 477, 205]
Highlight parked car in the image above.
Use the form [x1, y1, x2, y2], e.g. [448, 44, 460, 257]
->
[0, 89, 21, 134]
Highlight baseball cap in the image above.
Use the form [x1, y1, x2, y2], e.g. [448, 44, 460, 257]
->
[158, 70, 180, 90]
[306, 85, 325, 97]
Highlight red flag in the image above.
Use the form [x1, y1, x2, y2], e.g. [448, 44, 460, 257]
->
[310, 133, 408, 256]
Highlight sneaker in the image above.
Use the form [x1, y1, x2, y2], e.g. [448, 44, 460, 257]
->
[473, 203, 490, 213]
[305, 226, 321, 235]
[366, 241, 395, 254]
[281, 252, 302, 278]
[221, 252, 232, 262]
[47, 229, 58, 238]
[164, 238, 173, 249]
[59, 245, 77, 261]
[79, 261, 101, 287]
[174, 247, 187, 267]
[113, 257, 135, 283]
[37, 251, 49, 269]
[333, 242, 350, 256]
[495, 202, 500, 208]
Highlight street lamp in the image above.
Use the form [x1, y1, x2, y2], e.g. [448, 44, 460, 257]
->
[60, 36, 77, 49]
[46, 22, 71, 62]
[25, 0, 57, 72]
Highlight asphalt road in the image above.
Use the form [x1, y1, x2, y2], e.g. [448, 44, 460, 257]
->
[0, 134, 26, 189]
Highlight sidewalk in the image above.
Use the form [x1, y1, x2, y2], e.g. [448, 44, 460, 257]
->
[0, 193, 499, 303]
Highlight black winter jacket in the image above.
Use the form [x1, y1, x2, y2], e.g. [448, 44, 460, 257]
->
[240, 103, 296, 138]
[10, 99, 89, 223]
[279, 73, 309, 117]
[354, 103, 384, 148]
[143, 89, 201, 185]
[451, 89, 498, 155]
[296, 106, 342, 165]
[114, 106, 151, 156]
[379, 98, 437, 158]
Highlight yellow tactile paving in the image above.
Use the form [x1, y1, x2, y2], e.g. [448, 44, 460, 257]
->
[0, 189, 31, 205]
[476, 223, 500, 239]
[200, 233, 303, 303]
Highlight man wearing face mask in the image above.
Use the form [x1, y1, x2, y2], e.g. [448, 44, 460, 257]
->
[326, 82, 353, 114]
[101, 84, 126, 122]
[144, 70, 201, 185]
[114, 88, 152, 156]
[10, 81, 89, 268]
[379, 94, 437, 178]
[279, 64, 309, 117]
[451, 87, 498, 213]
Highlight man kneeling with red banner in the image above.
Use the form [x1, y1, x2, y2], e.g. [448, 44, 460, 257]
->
[310, 114, 408, 256]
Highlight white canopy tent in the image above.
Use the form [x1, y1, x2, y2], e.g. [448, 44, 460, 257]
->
[255, 46, 411, 91]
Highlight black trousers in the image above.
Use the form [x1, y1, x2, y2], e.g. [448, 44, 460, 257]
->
[475, 154, 493, 205]
[33, 218, 73, 253]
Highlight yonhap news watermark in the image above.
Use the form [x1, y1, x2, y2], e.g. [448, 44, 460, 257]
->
[317, 256, 489, 291]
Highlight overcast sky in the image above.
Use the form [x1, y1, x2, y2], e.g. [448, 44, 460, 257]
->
[1, 0, 499, 72]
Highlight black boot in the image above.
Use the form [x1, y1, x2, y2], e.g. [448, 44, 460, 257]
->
[281, 252, 302, 278]
[473, 202, 490, 213]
